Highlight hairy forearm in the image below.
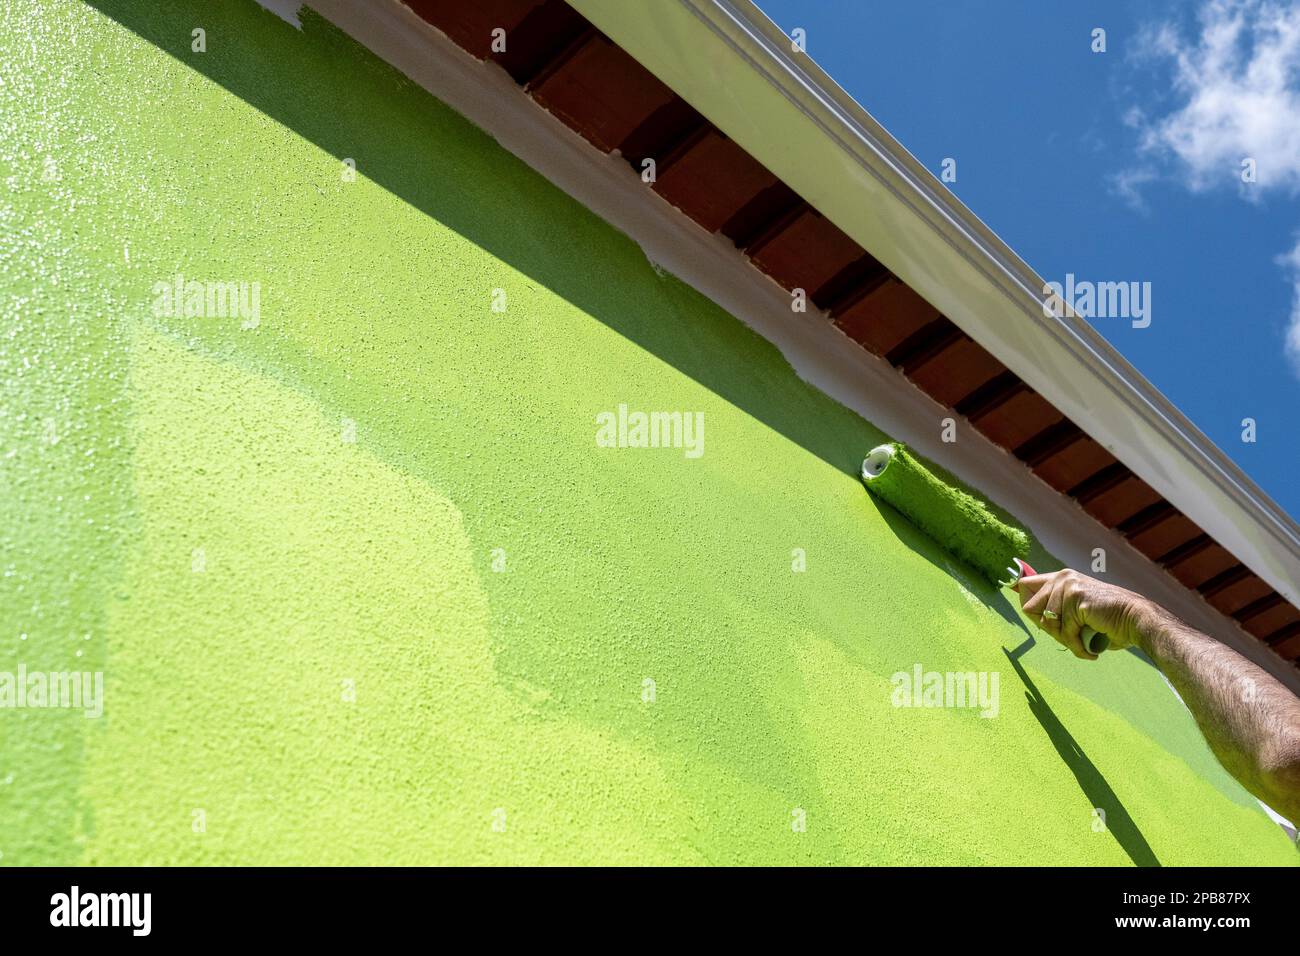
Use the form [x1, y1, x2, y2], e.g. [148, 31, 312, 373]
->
[1132, 603, 1300, 823]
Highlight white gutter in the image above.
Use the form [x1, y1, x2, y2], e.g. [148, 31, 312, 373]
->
[564, 0, 1300, 611]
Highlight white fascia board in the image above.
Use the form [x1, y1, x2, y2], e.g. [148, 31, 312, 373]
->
[565, 0, 1300, 608]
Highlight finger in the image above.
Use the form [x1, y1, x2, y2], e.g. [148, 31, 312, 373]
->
[1021, 577, 1055, 618]
[1038, 580, 1066, 640]
[1064, 636, 1094, 661]
[1059, 616, 1095, 659]
[1060, 588, 1097, 660]
[1059, 612, 1089, 659]
[1016, 573, 1052, 609]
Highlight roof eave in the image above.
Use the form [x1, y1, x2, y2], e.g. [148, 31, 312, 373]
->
[567, 0, 1300, 604]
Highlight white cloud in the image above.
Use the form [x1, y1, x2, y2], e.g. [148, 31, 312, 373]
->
[1108, 166, 1157, 213]
[1123, 1, 1300, 379]
[1277, 237, 1300, 377]
[1132, 0, 1300, 195]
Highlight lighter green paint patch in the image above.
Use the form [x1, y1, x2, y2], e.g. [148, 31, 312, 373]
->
[81, 326, 691, 865]
[1, 0, 1294, 865]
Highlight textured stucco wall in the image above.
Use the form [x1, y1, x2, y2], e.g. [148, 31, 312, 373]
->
[1, 0, 1295, 865]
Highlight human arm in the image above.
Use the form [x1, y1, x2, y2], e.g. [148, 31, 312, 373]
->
[1017, 569, 1300, 824]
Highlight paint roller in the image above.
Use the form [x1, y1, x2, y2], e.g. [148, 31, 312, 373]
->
[860, 442, 1109, 655]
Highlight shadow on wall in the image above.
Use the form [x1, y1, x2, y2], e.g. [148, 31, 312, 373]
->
[87, 0, 876, 481]
[1004, 642, 1161, 867]
[870, 500, 1038, 637]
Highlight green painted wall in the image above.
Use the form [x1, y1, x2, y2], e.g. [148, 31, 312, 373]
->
[1, 0, 1294, 865]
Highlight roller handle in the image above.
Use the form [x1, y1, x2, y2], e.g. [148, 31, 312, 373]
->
[1082, 627, 1110, 656]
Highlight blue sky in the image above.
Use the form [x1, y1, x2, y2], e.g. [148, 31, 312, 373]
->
[757, 0, 1300, 520]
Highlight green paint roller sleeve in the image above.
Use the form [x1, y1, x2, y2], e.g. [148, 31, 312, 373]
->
[861, 443, 1030, 586]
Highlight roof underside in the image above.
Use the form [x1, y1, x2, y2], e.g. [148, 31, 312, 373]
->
[402, 0, 1300, 667]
